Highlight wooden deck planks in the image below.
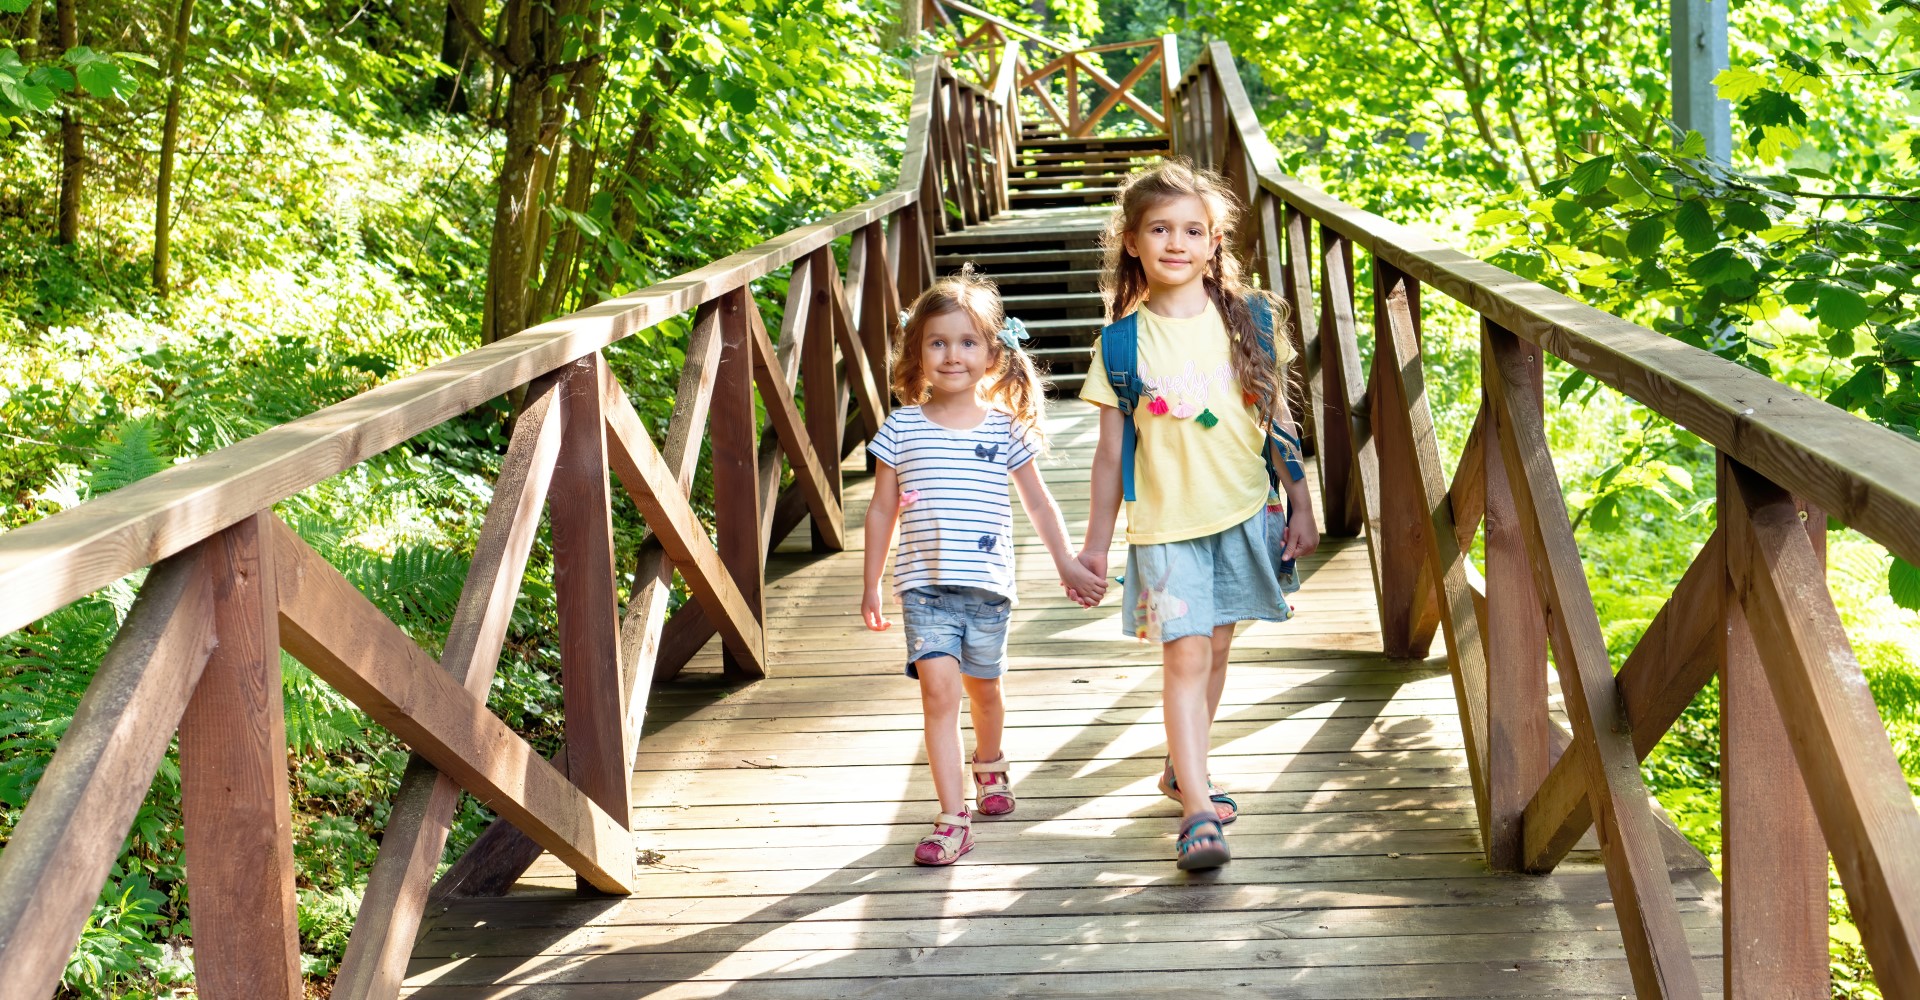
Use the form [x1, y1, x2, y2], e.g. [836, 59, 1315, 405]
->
[407, 376, 1720, 994]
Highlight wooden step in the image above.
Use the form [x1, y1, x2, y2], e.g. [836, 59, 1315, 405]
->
[1009, 187, 1123, 206]
[1047, 370, 1089, 392]
[1020, 134, 1170, 151]
[934, 227, 1104, 249]
[1001, 290, 1104, 312]
[1013, 147, 1159, 164]
[961, 268, 1105, 288]
[934, 248, 1106, 269]
[1009, 174, 1119, 189]
[1009, 165, 1143, 180]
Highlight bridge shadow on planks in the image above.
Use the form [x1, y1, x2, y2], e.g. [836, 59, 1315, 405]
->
[401, 402, 1725, 999]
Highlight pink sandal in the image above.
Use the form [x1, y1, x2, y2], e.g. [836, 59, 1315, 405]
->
[914, 811, 973, 866]
[972, 754, 1016, 816]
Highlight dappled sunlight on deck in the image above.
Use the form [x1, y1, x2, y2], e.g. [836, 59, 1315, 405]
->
[402, 402, 1723, 998]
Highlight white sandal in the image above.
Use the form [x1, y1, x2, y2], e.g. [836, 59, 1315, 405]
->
[971, 753, 1016, 816]
[914, 811, 973, 866]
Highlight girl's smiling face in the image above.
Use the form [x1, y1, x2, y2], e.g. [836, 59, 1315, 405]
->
[1123, 194, 1220, 289]
[919, 309, 994, 397]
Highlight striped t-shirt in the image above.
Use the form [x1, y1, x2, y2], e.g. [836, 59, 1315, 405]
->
[867, 406, 1037, 602]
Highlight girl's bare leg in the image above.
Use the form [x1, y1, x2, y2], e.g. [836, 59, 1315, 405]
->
[1162, 634, 1216, 822]
[917, 656, 967, 816]
[1206, 622, 1234, 723]
[962, 674, 1004, 764]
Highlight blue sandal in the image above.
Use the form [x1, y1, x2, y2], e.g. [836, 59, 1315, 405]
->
[1159, 757, 1238, 824]
[1176, 813, 1230, 870]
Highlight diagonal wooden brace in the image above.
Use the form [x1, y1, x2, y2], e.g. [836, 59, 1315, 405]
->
[268, 517, 634, 894]
[601, 373, 768, 678]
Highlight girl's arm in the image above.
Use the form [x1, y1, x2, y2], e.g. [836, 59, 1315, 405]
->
[1078, 404, 1125, 582]
[1011, 462, 1106, 607]
[862, 462, 901, 630]
[1271, 394, 1320, 560]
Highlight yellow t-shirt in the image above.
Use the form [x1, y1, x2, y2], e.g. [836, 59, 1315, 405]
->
[1081, 301, 1268, 545]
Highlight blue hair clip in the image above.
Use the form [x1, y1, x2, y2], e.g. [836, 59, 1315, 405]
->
[998, 317, 1030, 353]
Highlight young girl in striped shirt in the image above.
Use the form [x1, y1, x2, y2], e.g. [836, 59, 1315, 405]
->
[861, 269, 1106, 866]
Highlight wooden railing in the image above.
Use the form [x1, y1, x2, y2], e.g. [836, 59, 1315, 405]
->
[0, 52, 1012, 1000]
[930, 0, 1176, 137]
[1175, 40, 1920, 1000]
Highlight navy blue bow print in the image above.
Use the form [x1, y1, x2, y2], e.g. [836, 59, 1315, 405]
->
[975, 442, 1000, 462]
[976, 535, 998, 552]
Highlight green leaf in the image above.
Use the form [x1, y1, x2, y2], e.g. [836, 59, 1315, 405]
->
[1673, 200, 1717, 251]
[1568, 154, 1615, 195]
[1557, 369, 1590, 403]
[1891, 558, 1920, 612]
[1714, 67, 1767, 101]
[1814, 285, 1871, 330]
[1687, 247, 1758, 285]
[1626, 216, 1666, 257]
[1724, 201, 1772, 232]
[1474, 208, 1524, 228]
[1678, 130, 1707, 158]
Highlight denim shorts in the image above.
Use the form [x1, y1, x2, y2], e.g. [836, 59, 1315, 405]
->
[1121, 508, 1294, 643]
[900, 585, 1012, 680]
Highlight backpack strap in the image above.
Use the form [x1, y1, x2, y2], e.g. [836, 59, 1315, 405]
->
[1099, 312, 1145, 502]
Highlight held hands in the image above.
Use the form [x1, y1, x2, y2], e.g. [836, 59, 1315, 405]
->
[861, 586, 891, 631]
[1058, 555, 1107, 608]
[1060, 549, 1110, 608]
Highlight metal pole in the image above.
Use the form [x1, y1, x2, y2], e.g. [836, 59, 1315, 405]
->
[1671, 0, 1731, 162]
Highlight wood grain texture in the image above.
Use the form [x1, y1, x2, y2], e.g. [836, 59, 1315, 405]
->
[1482, 329, 1547, 872]
[746, 293, 844, 550]
[712, 289, 767, 679]
[1319, 226, 1377, 565]
[1374, 264, 1489, 842]
[269, 518, 634, 893]
[0, 554, 214, 1000]
[1718, 455, 1827, 998]
[818, 248, 886, 442]
[1485, 325, 1702, 998]
[602, 369, 766, 673]
[1274, 194, 1319, 452]
[1728, 459, 1920, 994]
[552, 353, 632, 843]
[1371, 266, 1439, 660]
[178, 511, 301, 999]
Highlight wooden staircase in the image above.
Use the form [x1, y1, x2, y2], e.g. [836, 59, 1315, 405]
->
[934, 125, 1170, 395]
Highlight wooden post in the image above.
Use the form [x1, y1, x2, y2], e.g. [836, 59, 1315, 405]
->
[549, 352, 631, 885]
[1483, 321, 1549, 871]
[1371, 262, 1438, 658]
[1316, 224, 1360, 536]
[1272, 194, 1316, 454]
[802, 251, 848, 552]
[713, 288, 766, 676]
[179, 510, 302, 999]
[1719, 451, 1829, 997]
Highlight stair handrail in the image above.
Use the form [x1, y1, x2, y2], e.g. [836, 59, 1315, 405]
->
[1176, 38, 1920, 1000]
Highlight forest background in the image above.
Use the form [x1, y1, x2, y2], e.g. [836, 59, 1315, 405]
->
[0, 0, 1916, 994]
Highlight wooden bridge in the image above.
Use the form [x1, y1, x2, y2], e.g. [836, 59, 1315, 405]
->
[3, 7, 1920, 999]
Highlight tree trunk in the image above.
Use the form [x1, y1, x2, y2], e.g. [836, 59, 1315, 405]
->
[55, 0, 81, 246]
[23, 0, 43, 59]
[482, 73, 545, 344]
[434, 0, 477, 114]
[153, 0, 195, 296]
[888, 0, 923, 45]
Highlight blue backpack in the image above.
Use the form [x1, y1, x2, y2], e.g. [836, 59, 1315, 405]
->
[1100, 293, 1307, 503]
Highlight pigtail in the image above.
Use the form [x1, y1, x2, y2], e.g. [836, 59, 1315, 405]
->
[982, 326, 1050, 452]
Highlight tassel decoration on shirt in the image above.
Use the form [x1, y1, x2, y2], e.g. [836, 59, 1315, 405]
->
[1147, 396, 1170, 416]
[1195, 408, 1219, 428]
